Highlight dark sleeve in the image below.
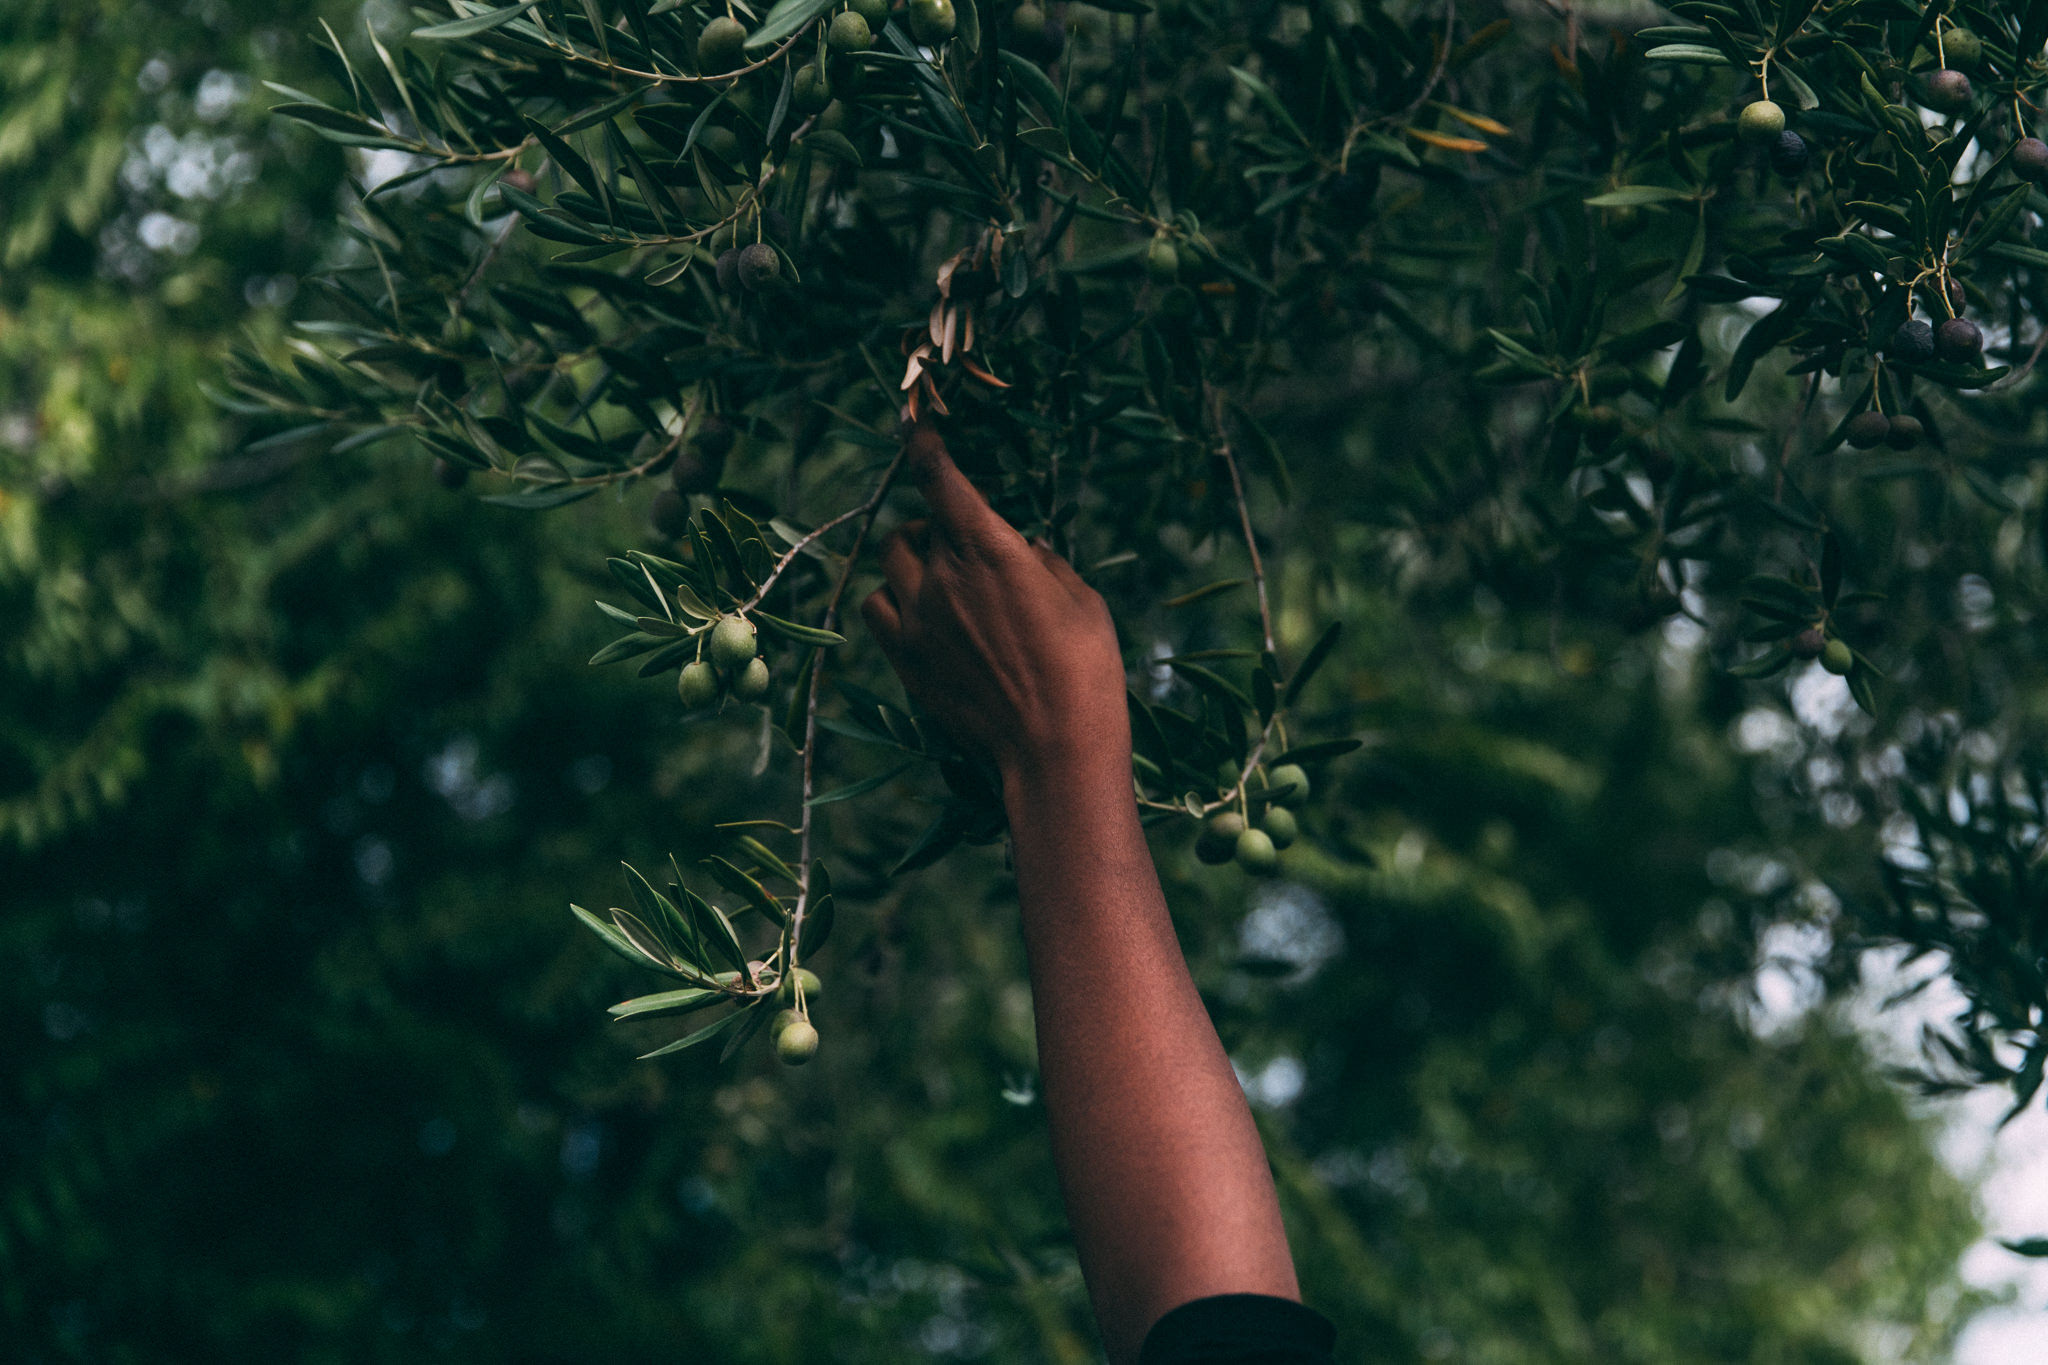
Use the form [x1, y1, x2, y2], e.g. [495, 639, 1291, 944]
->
[1136, 1293, 1336, 1365]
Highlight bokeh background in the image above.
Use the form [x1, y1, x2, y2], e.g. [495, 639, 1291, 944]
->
[4, 1, 2043, 1360]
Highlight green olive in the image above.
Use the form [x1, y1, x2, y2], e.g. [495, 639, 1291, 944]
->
[677, 660, 720, 709]
[697, 15, 748, 72]
[908, 0, 956, 44]
[778, 968, 822, 1004]
[732, 656, 772, 701]
[709, 615, 758, 671]
[1737, 99, 1785, 145]
[1821, 639, 1854, 676]
[1235, 827, 1280, 875]
[1196, 811, 1246, 865]
[1260, 807, 1299, 850]
[1146, 232, 1180, 283]
[699, 124, 742, 164]
[1266, 764, 1310, 808]
[793, 62, 834, 115]
[776, 1018, 820, 1064]
[828, 10, 872, 51]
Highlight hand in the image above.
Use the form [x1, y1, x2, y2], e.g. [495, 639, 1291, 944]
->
[860, 426, 1131, 789]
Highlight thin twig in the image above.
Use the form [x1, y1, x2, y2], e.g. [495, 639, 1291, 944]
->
[454, 211, 521, 312]
[1775, 370, 1821, 501]
[1211, 387, 1275, 654]
[1987, 326, 2048, 393]
[789, 446, 910, 955]
[530, 26, 809, 87]
[739, 502, 870, 613]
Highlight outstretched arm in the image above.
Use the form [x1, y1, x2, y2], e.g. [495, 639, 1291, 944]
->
[861, 426, 1300, 1365]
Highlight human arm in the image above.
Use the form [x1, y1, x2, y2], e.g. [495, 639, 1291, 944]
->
[859, 426, 1302, 1364]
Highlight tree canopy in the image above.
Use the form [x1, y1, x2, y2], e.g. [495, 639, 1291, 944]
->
[2, 0, 2037, 1359]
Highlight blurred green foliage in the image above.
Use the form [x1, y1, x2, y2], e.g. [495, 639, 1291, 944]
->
[0, 0, 2017, 1360]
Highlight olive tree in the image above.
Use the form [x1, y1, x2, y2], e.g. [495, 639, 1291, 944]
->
[238, 0, 2048, 1108]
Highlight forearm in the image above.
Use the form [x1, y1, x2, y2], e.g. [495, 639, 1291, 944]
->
[1004, 753, 1300, 1365]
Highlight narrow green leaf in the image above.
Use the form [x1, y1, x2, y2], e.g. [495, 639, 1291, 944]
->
[414, 1, 547, 40]
[524, 116, 606, 209]
[745, 0, 837, 51]
[1268, 738, 1364, 767]
[798, 894, 834, 956]
[733, 835, 800, 884]
[609, 987, 724, 1020]
[752, 609, 847, 646]
[682, 885, 751, 976]
[1163, 579, 1247, 608]
[637, 1008, 744, 1059]
[1583, 186, 1694, 207]
[1644, 42, 1732, 64]
[718, 999, 775, 1062]
[806, 762, 916, 807]
[573, 904, 656, 969]
[610, 906, 678, 968]
[588, 632, 669, 666]
[701, 855, 788, 925]
[1284, 622, 1342, 706]
[1170, 660, 1252, 708]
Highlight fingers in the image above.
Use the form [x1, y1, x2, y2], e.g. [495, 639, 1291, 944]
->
[904, 423, 1023, 556]
[860, 585, 902, 644]
[878, 525, 927, 601]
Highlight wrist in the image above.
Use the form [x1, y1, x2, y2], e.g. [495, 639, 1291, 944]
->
[1000, 733, 1136, 812]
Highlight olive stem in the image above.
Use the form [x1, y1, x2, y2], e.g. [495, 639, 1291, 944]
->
[527, 23, 811, 87]
[1336, 0, 1457, 170]
[1210, 386, 1276, 656]
[736, 501, 874, 615]
[791, 444, 911, 945]
[517, 393, 700, 488]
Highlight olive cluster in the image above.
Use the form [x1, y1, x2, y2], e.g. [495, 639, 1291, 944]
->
[678, 612, 771, 710]
[769, 968, 822, 1065]
[1729, 26, 2013, 467]
[1785, 624, 1856, 677]
[1194, 763, 1311, 875]
[1736, 98, 1808, 181]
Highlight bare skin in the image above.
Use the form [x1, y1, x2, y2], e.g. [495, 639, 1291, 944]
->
[861, 425, 1301, 1365]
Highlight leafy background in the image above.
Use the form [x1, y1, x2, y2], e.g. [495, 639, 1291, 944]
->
[4, 0, 2046, 1360]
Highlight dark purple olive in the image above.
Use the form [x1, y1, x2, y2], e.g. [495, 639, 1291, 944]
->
[650, 489, 691, 538]
[1769, 130, 1809, 179]
[2015, 138, 2048, 182]
[1845, 411, 1891, 449]
[1923, 69, 1973, 114]
[1935, 317, 1983, 364]
[694, 415, 735, 460]
[670, 448, 719, 495]
[1890, 319, 1935, 363]
[1885, 414, 1924, 450]
[737, 242, 781, 291]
